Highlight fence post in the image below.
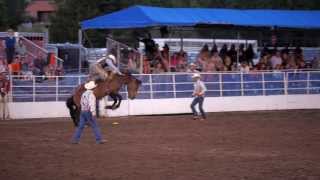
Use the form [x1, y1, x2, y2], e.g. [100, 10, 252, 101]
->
[55, 76, 59, 101]
[172, 74, 176, 98]
[149, 74, 153, 99]
[240, 73, 244, 96]
[262, 72, 266, 96]
[32, 76, 36, 102]
[219, 73, 223, 97]
[307, 71, 310, 94]
[284, 72, 288, 95]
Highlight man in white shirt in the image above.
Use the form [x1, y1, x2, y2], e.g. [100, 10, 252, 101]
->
[190, 73, 207, 120]
[72, 81, 106, 144]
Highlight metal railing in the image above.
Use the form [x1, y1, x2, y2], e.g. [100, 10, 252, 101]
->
[8, 71, 320, 102]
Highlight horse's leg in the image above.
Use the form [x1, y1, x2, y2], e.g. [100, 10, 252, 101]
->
[66, 96, 78, 127]
[105, 93, 117, 109]
[114, 93, 122, 109]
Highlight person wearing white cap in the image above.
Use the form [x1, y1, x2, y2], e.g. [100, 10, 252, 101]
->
[89, 54, 123, 82]
[191, 73, 207, 120]
[72, 81, 106, 144]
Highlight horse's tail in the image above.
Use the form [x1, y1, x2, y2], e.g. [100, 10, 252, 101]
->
[66, 96, 79, 127]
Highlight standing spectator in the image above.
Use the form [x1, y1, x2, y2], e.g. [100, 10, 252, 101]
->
[72, 81, 106, 144]
[139, 33, 156, 61]
[223, 56, 233, 71]
[3, 29, 16, 64]
[176, 50, 188, 72]
[270, 51, 283, 69]
[227, 44, 237, 65]
[0, 73, 10, 120]
[238, 44, 245, 63]
[245, 44, 255, 67]
[190, 73, 207, 121]
[170, 52, 179, 72]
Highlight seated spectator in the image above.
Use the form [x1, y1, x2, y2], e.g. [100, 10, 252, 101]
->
[203, 59, 216, 72]
[153, 62, 165, 74]
[187, 63, 199, 73]
[240, 62, 250, 73]
[223, 56, 233, 71]
[170, 52, 178, 72]
[286, 53, 298, 69]
[16, 39, 27, 58]
[210, 51, 224, 71]
[9, 56, 21, 76]
[176, 49, 188, 72]
[0, 59, 8, 74]
[281, 51, 289, 68]
[127, 50, 139, 74]
[143, 56, 151, 74]
[33, 53, 47, 82]
[56, 63, 64, 77]
[197, 44, 210, 70]
[270, 50, 283, 69]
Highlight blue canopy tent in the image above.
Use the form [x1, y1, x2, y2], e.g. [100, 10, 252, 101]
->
[81, 5, 320, 30]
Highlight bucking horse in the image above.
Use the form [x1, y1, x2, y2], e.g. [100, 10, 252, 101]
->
[66, 73, 141, 126]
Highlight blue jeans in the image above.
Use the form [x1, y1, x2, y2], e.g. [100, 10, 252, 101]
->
[72, 111, 102, 143]
[191, 96, 206, 119]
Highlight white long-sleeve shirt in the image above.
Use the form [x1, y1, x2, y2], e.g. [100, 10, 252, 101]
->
[97, 57, 122, 74]
[193, 80, 207, 96]
[80, 90, 96, 115]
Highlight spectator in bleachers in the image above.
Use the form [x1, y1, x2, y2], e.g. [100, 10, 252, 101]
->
[153, 62, 165, 74]
[256, 55, 271, 71]
[210, 44, 218, 54]
[0, 58, 8, 74]
[139, 33, 156, 61]
[245, 44, 255, 67]
[16, 39, 27, 58]
[240, 62, 250, 73]
[9, 56, 22, 76]
[56, 63, 64, 77]
[270, 50, 283, 69]
[187, 63, 200, 73]
[170, 52, 178, 72]
[3, 29, 16, 64]
[223, 56, 233, 71]
[210, 51, 224, 71]
[33, 53, 47, 82]
[143, 56, 151, 74]
[176, 51, 188, 72]
[238, 44, 246, 63]
[227, 44, 237, 65]
[219, 44, 228, 60]
[127, 50, 139, 74]
[285, 53, 298, 69]
[197, 44, 210, 71]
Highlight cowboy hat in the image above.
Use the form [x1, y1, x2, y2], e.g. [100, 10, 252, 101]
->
[84, 81, 97, 90]
[192, 73, 201, 78]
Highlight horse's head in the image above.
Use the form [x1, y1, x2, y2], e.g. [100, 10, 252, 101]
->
[123, 73, 141, 99]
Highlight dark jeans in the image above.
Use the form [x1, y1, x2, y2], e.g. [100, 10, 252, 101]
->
[190, 96, 206, 119]
[5, 47, 15, 64]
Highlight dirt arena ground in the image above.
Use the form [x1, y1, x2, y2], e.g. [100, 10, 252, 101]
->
[0, 110, 320, 180]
